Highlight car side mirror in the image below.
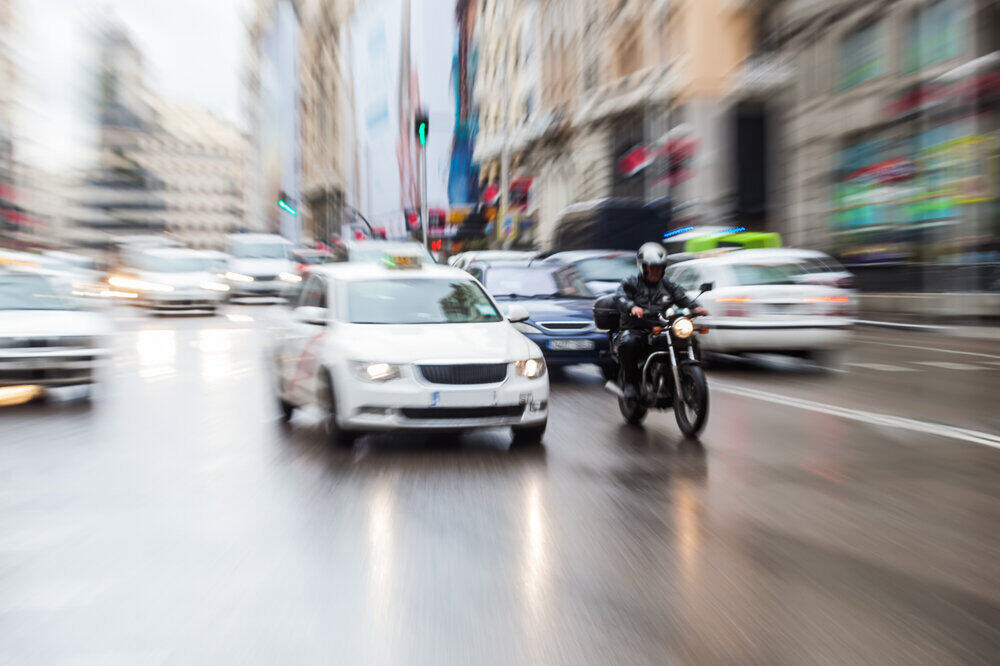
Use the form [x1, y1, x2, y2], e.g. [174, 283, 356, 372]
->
[506, 304, 530, 323]
[293, 305, 328, 326]
[699, 282, 714, 294]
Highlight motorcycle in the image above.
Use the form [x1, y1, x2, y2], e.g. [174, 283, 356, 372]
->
[593, 284, 712, 437]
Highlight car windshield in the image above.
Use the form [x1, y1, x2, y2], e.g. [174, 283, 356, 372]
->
[135, 254, 218, 273]
[797, 257, 834, 274]
[229, 240, 289, 259]
[727, 262, 806, 286]
[346, 278, 502, 324]
[573, 256, 635, 282]
[0, 273, 77, 310]
[485, 267, 593, 299]
[350, 245, 432, 263]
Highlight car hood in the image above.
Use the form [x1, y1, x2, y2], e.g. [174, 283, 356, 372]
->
[136, 271, 215, 288]
[337, 321, 538, 363]
[496, 297, 594, 322]
[0, 309, 113, 338]
[227, 258, 292, 277]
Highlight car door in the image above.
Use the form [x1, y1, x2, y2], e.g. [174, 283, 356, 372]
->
[283, 274, 332, 406]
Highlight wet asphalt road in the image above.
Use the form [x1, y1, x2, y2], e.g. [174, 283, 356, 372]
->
[2, 306, 999, 665]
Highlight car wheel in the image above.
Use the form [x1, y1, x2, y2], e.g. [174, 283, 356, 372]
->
[278, 396, 294, 422]
[512, 420, 546, 445]
[322, 369, 359, 448]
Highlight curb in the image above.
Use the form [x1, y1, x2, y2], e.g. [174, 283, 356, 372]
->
[855, 319, 1000, 341]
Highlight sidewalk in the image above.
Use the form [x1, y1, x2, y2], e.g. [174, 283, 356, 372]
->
[855, 292, 1000, 341]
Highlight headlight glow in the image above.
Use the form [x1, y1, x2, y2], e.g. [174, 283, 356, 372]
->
[672, 317, 694, 338]
[515, 357, 546, 379]
[351, 361, 401, 382]
[200, 281, 230, 292]
[225, 272, 254, 283]
[108, 276, 174, 293]
[279, 272, 302, 283]
[512, 322, 542, 335]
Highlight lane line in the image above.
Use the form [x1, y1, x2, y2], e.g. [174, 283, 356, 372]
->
[913, 361, 988, 371]
[855, 319, 947, 330]
[845, 362, 916, 372]
[711, 380, 1000, 450]
[857, 340, 1000, 360]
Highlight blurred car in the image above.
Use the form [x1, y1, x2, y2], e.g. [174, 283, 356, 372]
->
[533, 250, 636, 295]
[332, 240, 435, 264]
[0, 270, 112, 398]
[292, 248, 333, 274]
[666, 250, 855, 361]
[473, 262, 612, 377]
[109, 248, 230, 313]
[449, 250, 537, 270]
[271, 251, 548, 445]
[224, 233, 299, 299]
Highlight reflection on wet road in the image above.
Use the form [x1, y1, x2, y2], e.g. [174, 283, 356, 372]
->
[1, 308, 998, 664]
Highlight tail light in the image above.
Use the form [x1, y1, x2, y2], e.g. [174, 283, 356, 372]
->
[835, 275, 855, 289]
[716, 296, 750, 317]
[804, 295, 851, 316]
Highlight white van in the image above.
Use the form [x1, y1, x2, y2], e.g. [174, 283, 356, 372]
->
[224, 233, 298, 299]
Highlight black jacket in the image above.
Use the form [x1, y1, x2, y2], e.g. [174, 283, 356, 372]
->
[615, 274, 697, 330]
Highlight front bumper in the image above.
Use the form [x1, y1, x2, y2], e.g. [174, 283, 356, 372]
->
[524, 331, 610, 365]
[0, 347, 109, 387]
[139, 291, 223, 311]
[227, 279, 292, 298]
[336, 366, 549, 431]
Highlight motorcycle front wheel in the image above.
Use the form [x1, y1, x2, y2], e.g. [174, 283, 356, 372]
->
[618, 395, 647, 425]
[673, 364, 708, 437]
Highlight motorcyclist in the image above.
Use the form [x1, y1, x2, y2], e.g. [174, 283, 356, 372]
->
[614, 242, 707, 400]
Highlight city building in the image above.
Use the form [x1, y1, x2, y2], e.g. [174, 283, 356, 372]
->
[298, 0, 351, 244]
[754, 0, 999, 287]
[0, 0, 20, 248]
[144, 99, 248, 250]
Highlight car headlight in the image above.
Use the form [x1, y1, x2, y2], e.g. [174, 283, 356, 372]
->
[515, 357, 546, 379]
[351, 361, 402, 382]
[512, 321, 542, 335]
[279, 272, 302, 283]
[672, 317, 694, 339]
[224, 271, 254, 283]
[200, 281, 230, 292]
[107, 276, 174, 293]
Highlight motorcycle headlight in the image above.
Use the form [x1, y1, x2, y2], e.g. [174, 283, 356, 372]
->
[279, 272, 302, 283]
[107, 276, 174, 293]
[351, 361, 401, 382]
[515, 357, 546, 379]
[512, 322, 542, 335]
[672, 317, 694, 339]
[200, 281, 230, 292]
[224, 271, 254, 283]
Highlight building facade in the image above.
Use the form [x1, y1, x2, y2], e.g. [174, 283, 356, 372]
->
[757, 0, 999, 288]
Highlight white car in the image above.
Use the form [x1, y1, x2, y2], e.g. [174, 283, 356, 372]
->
[224, 233, 299, 299]
[0, 271, 112, 397]
[736, 248, 855, 290]
[109, 248, 229, 313]
[666, 250, 855, 360]
[271, 255, 549, 446]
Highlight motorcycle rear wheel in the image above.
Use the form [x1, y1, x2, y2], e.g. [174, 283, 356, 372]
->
[673, 364, 709, 437]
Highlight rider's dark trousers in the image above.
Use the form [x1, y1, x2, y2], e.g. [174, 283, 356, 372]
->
[615, 330, 649, 388]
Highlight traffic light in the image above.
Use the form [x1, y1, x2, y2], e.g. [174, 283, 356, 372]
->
[414, 112, 428, 147]
[277, 190, 298, 215]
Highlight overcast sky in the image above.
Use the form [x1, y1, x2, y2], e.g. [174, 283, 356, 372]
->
[15, 0, 249, 172]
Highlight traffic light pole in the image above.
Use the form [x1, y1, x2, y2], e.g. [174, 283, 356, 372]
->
[420, 145, 428, 249]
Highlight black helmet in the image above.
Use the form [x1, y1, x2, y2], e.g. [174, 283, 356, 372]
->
[636, 242, 668, 280]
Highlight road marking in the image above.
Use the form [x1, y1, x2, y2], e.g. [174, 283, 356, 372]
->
[846, 362, 916, 372]
[860, 340, 1000, 360]
[711, 380, 1000, 450]
[913, 361, 988, 371]
[855, 319, 947, 330]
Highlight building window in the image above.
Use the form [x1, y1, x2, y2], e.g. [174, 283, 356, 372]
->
[837, 21, 883, 91]
[902, 0, 961, 73]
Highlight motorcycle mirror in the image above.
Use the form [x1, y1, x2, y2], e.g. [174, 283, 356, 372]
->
[699, 282, 714, 294]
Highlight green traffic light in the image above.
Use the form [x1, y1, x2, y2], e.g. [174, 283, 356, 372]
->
[277, 199, 298, 215]
[418, 122, 427, 146]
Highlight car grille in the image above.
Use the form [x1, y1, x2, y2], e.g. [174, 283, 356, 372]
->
[0, 336, 93, 349]
[254, 274, 278, 282]
[537, 321, 593, 332]
[418, 363, 508, 385]
[400, 406, 524, 420]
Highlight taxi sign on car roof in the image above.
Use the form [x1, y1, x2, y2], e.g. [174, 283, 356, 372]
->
[380, 252, 422, 269]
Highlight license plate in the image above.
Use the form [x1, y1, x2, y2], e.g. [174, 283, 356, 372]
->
[431, 389, 498, 407]
[548, 339, 595, 351]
